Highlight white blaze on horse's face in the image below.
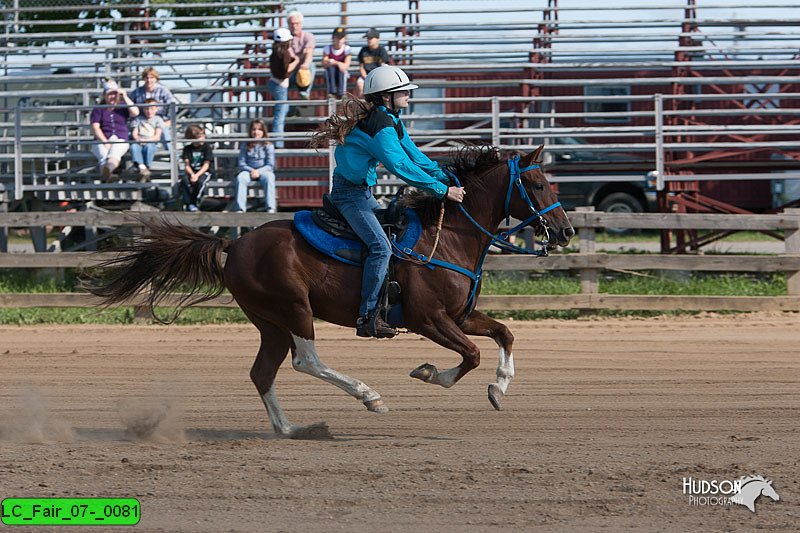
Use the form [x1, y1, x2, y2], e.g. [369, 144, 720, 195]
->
[520, 162, 574, 247]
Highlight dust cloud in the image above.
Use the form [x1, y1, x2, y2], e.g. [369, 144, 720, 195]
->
[0, 387, 75, 443]
[117, 387, 186, 443]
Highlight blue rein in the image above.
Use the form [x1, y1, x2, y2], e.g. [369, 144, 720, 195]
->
[391, 155, 561, 323]
[455, 156, 561, 256]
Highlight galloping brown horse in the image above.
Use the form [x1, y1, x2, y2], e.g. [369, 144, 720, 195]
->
[85, 144, 573, 438]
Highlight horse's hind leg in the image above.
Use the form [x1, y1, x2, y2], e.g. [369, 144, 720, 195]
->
[458, 311, 515, 411]
[290, 332, 389, 414]
[250, 322, 332, 439]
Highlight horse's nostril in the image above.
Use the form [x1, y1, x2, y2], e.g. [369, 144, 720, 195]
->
[563, 226, 575, 239]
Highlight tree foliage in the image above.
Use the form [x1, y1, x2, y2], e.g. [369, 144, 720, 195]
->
[5, 0, 282, 46]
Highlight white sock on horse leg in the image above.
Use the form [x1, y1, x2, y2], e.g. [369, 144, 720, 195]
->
[261, 384, 295, 436]
[495, 346, 515, 394]
[290, 334, 381, 402]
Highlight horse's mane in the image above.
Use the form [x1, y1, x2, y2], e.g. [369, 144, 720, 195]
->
[739, 475, 770, 485]
[400, 143, 502, 225]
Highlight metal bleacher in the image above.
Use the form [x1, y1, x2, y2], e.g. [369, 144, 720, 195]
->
[1, 0, 799, 224]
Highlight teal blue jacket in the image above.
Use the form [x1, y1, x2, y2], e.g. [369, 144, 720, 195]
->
[333, 105, 449, 198]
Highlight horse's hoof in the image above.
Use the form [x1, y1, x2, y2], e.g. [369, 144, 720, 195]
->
[364, 398, 389, 413]
[488, 384, 504, 411]
[410, 363, 437, 383]
[288, 422, 334, 440]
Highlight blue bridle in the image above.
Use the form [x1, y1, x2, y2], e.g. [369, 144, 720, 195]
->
[391, 155, 562, 323]
[456, 155, 562, 255]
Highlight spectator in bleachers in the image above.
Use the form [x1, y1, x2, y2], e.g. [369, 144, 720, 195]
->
[179, 124, 213, 212]
[268, 27, 299, 149]
[322, 27, 352, 99]
[287, 11, 316, 101]
[356, 28, 390, 97]
[90, 80, 140, 181]
[130, 67, 178, 149]
[233, 119, 276, 213]
[128, 98, 164, 180]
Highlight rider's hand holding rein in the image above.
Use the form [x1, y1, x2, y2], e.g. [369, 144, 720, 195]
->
[447, 186, 466, 203]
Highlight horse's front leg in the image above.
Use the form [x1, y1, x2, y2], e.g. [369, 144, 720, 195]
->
[458, 310, 514, 411]
[408, 311, 481, 388]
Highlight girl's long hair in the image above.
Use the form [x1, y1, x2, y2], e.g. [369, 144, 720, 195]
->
[270, 41, 292, 79]
[310, 94, 380, 148]
[246, 118, 268, 150]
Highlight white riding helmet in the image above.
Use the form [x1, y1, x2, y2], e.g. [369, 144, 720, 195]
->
[273, 27, 292, 42]
[363, 65, 419, 95]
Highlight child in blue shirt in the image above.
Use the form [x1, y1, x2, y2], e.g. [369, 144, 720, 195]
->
[234, 119, 276, 212]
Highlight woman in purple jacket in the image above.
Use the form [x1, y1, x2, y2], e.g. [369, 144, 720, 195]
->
[90, 80, 139, 181]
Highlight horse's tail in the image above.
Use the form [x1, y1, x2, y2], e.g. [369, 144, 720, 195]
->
[81, 217, 230, 323]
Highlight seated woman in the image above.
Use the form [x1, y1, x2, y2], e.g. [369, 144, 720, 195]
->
[233, 119, 276, 213]
[90, 80, 139, 180]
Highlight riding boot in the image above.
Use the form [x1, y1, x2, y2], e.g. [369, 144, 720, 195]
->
[356, 313, 396, 339]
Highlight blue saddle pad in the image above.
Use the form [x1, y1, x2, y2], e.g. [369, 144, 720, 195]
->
[294, 208, 423, 266]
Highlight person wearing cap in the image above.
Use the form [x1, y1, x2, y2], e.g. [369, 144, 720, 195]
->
[310, 65, 466, 339]
[322, 27, 352, 98]
[356, 28, 390, 97]
[286, 11, 316, 100]
[268, 27, 299, 148]
[90, 80, 140, 181]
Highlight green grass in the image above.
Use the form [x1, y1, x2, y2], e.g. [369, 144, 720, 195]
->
[602, 272, 785, 296]
[0, 269, 78, 293]
[482, 271, 786, 296]
[594, 229, 783, 243]
[0, 306, 250, 325]
[0, 269, 788, 325]
[478, 271, 787, 320]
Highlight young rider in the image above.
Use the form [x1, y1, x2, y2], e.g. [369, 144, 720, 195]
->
[311, 65, 466, 339]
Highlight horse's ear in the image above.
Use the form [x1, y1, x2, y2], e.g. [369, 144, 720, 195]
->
[521, 145, 545, 166]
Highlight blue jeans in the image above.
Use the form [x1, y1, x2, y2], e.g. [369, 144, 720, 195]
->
[330, 174, 390, 318]
[161, 123, 172, 151]
[234, 167, 276, 212]
[324, 66, 347, 96]
[130, 142, 157, 167]
[268, 80, 288, 149]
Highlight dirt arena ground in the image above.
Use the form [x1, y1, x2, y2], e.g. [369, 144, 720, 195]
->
[0, 313, 798, 532]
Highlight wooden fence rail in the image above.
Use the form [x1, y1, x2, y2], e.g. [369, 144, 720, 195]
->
[1, 209, 799, 312]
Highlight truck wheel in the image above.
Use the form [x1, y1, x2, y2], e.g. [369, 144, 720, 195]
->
[597, 193, 643, 235]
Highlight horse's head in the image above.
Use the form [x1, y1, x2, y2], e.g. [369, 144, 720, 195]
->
[504, 146, 574, 249]
[759, 479, 780, 501]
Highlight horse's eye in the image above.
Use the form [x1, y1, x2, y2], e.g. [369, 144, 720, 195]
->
[533, 183, 545, 191]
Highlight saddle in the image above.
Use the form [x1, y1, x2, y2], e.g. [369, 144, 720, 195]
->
[293, 188, 419, 327]
[311, 188, 409, 242]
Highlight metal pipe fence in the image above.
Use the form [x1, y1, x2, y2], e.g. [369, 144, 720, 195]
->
[2, 89, 800, 201]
